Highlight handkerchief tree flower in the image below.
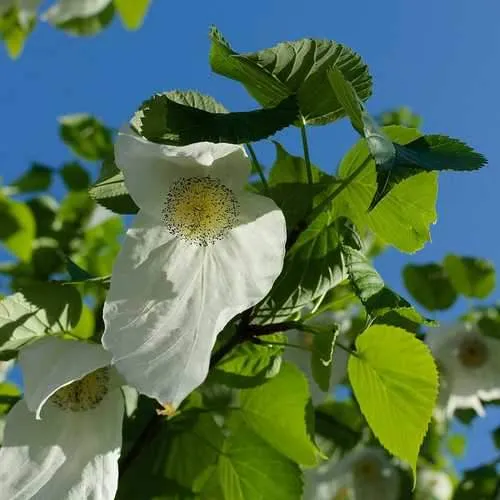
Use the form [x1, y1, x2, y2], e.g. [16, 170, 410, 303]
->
[102, 129, 286, 409]
[426, 324, 500, 417]
[0, 337, 124, 499]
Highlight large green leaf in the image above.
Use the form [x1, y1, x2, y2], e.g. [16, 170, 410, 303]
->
[348, 325, 438, 479]
[113, 0, 150, 29]
[135, 92, 298, 145]
[254, 208, 345, 322]
[239, 362, 318, 466]
[0, 194, 36, 261]
[443, 254, 495, 299]
[211, 334, 284, 388]
[267, 142, 325, 231]
[215, 414, 303, 500]
[209, 27, 372, 125]
[333, 126, 438, 253]
[43, 0, 115, 36]
[310, 325, 338, 392]
[343, 246, 434, 326]
[89, 158, 138, 214]
[0, 283, 82, 351]
[59, 113, 113, 161]
[118, 410, 224, 499]
[403, 263, 457, 311]
[327, 67, 364, 133]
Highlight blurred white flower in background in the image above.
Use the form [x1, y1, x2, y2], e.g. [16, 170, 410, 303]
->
[416, 468, 453, 500]
[426, 324, 500, 417]
[304, 446, 400, 500]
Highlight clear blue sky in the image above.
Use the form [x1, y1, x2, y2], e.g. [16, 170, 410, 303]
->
[1, 0, 499, 471]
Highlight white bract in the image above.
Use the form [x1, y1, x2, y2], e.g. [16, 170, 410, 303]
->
[426, 324, 500, 417]
[416, 469, 453, 500]
[0, 337, 124, 500]
[284, 310, 351, 404]
[304, 446, 400, 500]
[0, 360, 13, 381]
[102, 128, 286, 409]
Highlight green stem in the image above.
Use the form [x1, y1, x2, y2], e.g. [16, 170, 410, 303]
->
[335, 341, 358, 358]
[246, 143, 269, 195]
[299, 116, 313, 185]
[253, 338, 307, 351]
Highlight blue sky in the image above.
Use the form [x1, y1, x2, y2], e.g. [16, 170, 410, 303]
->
[1, 0, 499, 471]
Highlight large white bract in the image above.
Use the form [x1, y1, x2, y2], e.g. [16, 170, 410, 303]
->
[303, 446, 400, 500]
[0, 337, 124, 500]
[426, 324, 500, 417]
[102, 128, 286, 409]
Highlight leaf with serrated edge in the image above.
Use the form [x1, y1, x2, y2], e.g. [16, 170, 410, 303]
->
[348, 325, 438, 481]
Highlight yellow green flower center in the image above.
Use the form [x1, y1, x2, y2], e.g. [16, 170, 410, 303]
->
[458, 337, 488, 368]
[51, 368, 110, 412]
[161, 176, 239, 246]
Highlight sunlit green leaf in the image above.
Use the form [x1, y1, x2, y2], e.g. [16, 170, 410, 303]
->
[239, 362, 319, 466]
[70, 304, 95, 340]
[113, 0, 150, 30]
[0, 7, 35, 59]
[0, 382, 20, 415]
[443, 254, 495, 299]
[447, 433, 466, 458]
[0, 194, 36, 261]
[403, 263, 457, 311]
[209, 27, 372, 125]
[0, 282, 82, 351]
[334, 126, 438, 253]
[348, 325, 438, 480]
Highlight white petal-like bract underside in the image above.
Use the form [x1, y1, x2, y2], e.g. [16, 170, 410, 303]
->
[103, 193, 286, 407]
[19, 337, 112, 418]
[0, 391, 123, 500]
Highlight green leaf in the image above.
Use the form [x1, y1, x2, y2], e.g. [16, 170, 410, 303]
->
[403, 263, 457, 311]
[70, 304, 95, 340]
[314, 400, 364, 450]
[327, 67, 364, 133]
[59, 113, 113, 161]
[348, 325, 438, 479]
[0, 7, 35, 59]
[0, 382, 21, 415]
[446, 433, 466, 458]
[89, 158, 138, 214]
[209, 27, 372, 125]
[239, 361, 319, 466]
[334, 126, 438, 253]
[343, 246, 434, 325]
[9, 164, 52, 193]
[212, 334, 284, 388]
[443, 254, 495, 299]
[60, 162, 91, 191]
[453, 465, 498, 500]
[135, 92, 298, 146]
[267, 142, 324, 231]
[492, 426, 500, 449]
[215, 413, 303, 500]
[378, 107, 422, 129]
[118, 410, 224, 499]
[254, 209, 345, 322]
[0, 283, 82, 351]
[43, 0, 115, 36]
[0, 194, 36, 261]
[370, 133, 486, 210]
[113, 0, 150, 29]
[310, 325, 338, 392]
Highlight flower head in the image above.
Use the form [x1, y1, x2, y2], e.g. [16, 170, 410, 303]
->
[304, 446, 400, 500]
[102, 128, 286, 409]
[0, 337, 124, 499]
[426, 324, 500, 417]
